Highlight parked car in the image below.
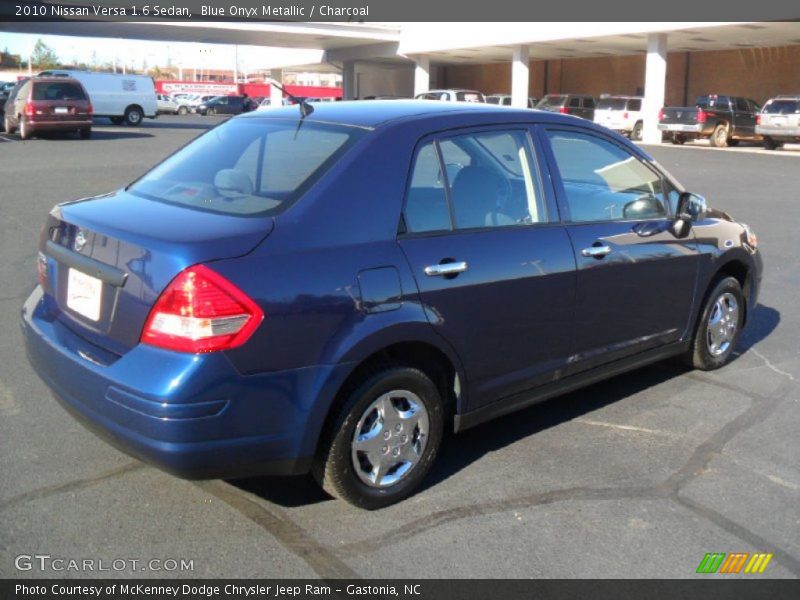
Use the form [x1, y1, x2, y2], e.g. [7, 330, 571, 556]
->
[536, 94, 597, 121]
[183, 95, 216, 113]
[593, 95, 644, 140]
[22, 101, 762, 508]
[38, 70, 157, 126]
[486, 94, 537, 108]
[658, 95, 761, 147]
[4, 76, 92, 140]
[415, 89, 486, 103]
[0, 80, 18, 128]
[197, 95, 247, 116]
[156, 93, 180, 115]
[756, 95, 800, 150]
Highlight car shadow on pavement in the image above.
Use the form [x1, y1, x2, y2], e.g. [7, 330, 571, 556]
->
[229, 303, 780, 508]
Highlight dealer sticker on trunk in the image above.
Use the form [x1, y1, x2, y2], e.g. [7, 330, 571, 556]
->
[67, 268, 102, 321]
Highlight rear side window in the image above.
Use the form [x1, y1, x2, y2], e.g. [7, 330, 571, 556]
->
[32, 82, 86, 101]
[130, 118, 366, 216]
[597, 98, 627, 111]
[546, 129, 667, 223]
[568, 97, 582, 108]
[628, 99, 642, 111]
[404, 130, 547, 233]
[763, 99, 800, 114]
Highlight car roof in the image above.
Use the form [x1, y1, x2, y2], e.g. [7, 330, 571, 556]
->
[238, 99, 598, 129]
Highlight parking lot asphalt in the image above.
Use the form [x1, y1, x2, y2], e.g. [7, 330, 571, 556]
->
[1, 115, 798, 579]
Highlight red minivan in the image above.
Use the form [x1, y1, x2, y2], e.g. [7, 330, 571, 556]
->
[3, 77, 93, 139]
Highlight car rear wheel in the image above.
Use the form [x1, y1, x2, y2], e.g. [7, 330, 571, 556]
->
[710, 123, 730, 148]
[684, 276, 744, 370]
[124, 106, 143, 126]
[312, 365, 444, 509]
[3, 115, 13, 134]
[671, 133, 686, 145]
[631, 121, 643, 141]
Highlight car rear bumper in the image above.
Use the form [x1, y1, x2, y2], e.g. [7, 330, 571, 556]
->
[21, 286, 352, 479]
[756, 125, 800, 139]
[658, 123, 705, 133]
[28, 119, 91, 130]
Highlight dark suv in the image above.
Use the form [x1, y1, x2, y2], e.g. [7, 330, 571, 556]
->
[197, 95, 247, 116]
[22, 102, 762, 508]
[536, 94, 597, 120]
[4, 77, 92, 139]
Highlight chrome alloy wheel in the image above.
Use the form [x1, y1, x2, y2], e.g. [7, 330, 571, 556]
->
[706, 292, 739, 356]
[351, 390, 429, 488]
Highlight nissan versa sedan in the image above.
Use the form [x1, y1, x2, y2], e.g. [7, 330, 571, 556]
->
[22, 101, 762, 509]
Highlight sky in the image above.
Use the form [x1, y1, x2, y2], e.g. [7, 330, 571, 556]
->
[0, 32, 323, 73]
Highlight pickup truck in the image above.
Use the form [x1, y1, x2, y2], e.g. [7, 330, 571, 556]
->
[658, 95, 761, 147]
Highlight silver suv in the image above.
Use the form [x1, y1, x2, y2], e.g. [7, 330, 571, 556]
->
[756, 95, 800, 150]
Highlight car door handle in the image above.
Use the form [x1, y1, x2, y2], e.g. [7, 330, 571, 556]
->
[581, 245, 612, 258]
[424, 261, 468, 277]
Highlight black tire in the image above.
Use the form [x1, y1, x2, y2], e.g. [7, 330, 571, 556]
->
[671, 133, 686, 145]
[79, 127, 91, 139]
[710, 123, 729, 148]
[312, 365, 444, 509]
[19, 117, 30, 140]
[631, 121, 643, 141]
[763, 136, 782, 150]
[728, 139, 740, 147]
[124, 106, 144, 126]
[684, 276, 744, 371]
[4, 115, 14, 134]
[177, 105, 188, 116]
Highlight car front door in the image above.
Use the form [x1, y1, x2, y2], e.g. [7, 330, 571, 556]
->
[733, 97, 756, 138]
[398, 127, 576, 408]
[540, 127, 700, 374]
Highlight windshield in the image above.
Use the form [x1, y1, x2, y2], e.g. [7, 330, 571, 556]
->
[129, 118, 367, 216]
[596, 98, 627, 110]
[696, 96, 729, 109]
[763, 99, 799, 114]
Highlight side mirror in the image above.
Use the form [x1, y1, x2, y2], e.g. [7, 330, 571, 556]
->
[672, 192, 707, 238]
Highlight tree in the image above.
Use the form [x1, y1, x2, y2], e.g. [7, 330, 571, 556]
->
[31, 39, 60, 70]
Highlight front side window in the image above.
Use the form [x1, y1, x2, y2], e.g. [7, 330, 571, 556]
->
[546, 129, 667, 222]
[130, 118, 366, 216]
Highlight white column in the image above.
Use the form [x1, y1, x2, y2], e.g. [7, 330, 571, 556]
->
[642, 33, 668, 144]
[511, 45, 530, 108]
[270, 69, 283, 107]
[342, 60, 356, 100]
[414, 55, 430, 97]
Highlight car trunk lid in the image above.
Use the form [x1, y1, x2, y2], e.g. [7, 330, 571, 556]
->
[40, 189, 273, 356]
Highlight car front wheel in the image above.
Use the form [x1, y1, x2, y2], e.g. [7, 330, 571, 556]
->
[19, 117, 30, 140]
[313, 365, 444, 509]
[177, 106, 188, 115]
[685, 276, 744, 370]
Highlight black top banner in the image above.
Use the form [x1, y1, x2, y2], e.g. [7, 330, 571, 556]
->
[1, 0, 799, 22]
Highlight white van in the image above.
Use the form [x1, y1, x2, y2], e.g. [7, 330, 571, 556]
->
[38, 70, 157, 126]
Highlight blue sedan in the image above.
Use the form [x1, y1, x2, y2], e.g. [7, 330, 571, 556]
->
[21, 101, 762, 508]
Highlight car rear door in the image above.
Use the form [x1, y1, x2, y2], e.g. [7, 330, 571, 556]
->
[539, 126, 699, 374]
[398, 126, 576, 408]
[733, 97, 756, 137]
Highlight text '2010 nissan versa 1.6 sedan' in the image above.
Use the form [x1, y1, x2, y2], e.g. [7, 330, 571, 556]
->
[21, 101, 762, 508]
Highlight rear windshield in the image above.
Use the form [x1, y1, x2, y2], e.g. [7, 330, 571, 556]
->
[537, 95, 566, 107]
[129, 118, 367, 216]
[763, 99, 800, 114]
[597, 98, 627, 110]
[32, 81, 86, 101]
[696, 96, 730, 109]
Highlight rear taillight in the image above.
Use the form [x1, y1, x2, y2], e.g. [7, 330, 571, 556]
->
[87, 103, 93, 116]
[658, 109, 665, 121]
[755, 114, 761, 125]
[696, 109, 707, 124]
[559, 106, 568, 114]
[623, 111, 629, 119]
[140, 264, 264, 353]
[24, 102, 35, 117]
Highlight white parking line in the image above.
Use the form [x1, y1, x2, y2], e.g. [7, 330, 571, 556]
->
[574, 418, 673, 436]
